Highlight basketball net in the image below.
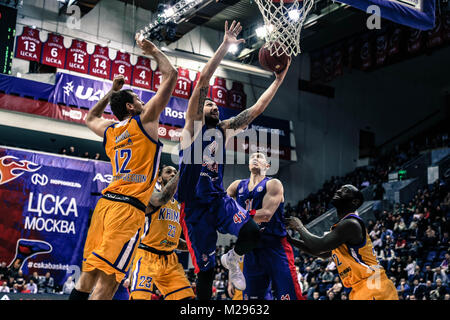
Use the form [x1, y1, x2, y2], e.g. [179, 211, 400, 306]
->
[255, 0, 315, 56]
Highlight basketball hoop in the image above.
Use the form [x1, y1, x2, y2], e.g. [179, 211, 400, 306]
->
[254, 0, 315, 57]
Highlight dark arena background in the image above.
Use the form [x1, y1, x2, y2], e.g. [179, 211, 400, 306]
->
[0, 0, 449, 313]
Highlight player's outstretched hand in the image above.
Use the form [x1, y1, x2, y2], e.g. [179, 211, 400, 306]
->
[112, 74, 125, 91]
[135, 32, 158, 56]
[275, 57, 291, 81]
[223, 20, 245, 46]
[285, 216, 303, 231]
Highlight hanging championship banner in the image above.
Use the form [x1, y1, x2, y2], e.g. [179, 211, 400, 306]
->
[172, 67, 192, 99]
[111, 51, 132, 84]
[65, 39, 89, 74]
[151, 68, 162, 92]
[210, 77, 228, 107]
[15, 26, 42, 63]
[89, 45, 111, 79]
[41, 33, 66, 69]
[227, 81, 246, 110]
[132, 56, 152, 89]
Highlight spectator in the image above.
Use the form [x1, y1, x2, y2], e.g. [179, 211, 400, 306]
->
[0, 281, 10, 293]
[312, 291, 320, 300]
[93, 152, 101, 160]
[440, 252, 449, 272]
[42, 272, 54, 293]
[404, 256, 417, 282]
[62, 276, 76, 295]
[397, 278, 410, 298]
[326, 290, 336, 300]
[82, 151, 90, 158]
[25, 279, 38, 294]
[340, 292, 348, 300]
[432, 267, 448, 284]
[14, 270, 26, 292]
[29, 272, 39, 286]
[59, 147, 67, 155]
[67, 146, 77, 157]
[411, 279, 426, 299]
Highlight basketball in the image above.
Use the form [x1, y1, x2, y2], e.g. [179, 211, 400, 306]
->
[258, 43, 290, 73]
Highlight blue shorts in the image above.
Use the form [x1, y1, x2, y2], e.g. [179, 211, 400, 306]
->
[243, 237, 305, 300]
[181, 196, 251, 273]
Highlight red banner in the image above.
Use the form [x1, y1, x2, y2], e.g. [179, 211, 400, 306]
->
[152, 69, 162, 92]
[15, 26, 42, 62]
[41, 33, 66, 68]
[132, 56, 152, 89]
[89, 45, 111, 79]
[111, 51, 132, 84]
[210, 77, 228, 107]
[227, 81, 246, 110]
[172, 67, 192, 99]
[65, 39, 89, 74]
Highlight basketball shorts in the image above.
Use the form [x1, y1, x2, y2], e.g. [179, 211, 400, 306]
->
[181, 196, 251, 273]
[129, 248, 194, 300]
[82, 197, 145, 283]
[349, 271, 399, 300]
[242, 237, 304, 300]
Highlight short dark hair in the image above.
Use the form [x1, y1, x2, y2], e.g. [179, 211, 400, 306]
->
[109, 89, 134, 121]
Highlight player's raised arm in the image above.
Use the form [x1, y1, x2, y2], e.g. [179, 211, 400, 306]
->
[135, 33, 178, 125]
[219, 59, 291, 138]
[252, 179, 284, 224]
[85, 75, 124, 137]
[182, 21, 245, 143]
[147, 172, 180, 212]
[285, 216, 362, 256]
[226, 179, 242, 199]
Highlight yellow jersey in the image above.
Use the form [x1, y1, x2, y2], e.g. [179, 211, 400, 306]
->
[102, 115, 163, 205]
[331, 213, 385, 288]
[141, 185, 182, 252]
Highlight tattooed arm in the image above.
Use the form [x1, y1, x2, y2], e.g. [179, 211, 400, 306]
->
[219, 59, 291, 139]
[181, 21, 245, 149]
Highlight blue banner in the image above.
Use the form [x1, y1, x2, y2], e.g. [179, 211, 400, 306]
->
[0, 147, 112, 287]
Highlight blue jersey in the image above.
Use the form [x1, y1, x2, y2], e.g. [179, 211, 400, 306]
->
[177, 124, 227, 206]
[236, 177, 286, 240]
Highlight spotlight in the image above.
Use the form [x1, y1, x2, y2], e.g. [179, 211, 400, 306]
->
[288, 9, 300, 21]
[228, 44, 239, 54]
[255, 26, 266, 39]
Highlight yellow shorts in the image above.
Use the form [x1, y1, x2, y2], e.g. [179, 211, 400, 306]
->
[82, 197, 145, 283]
[349, 273, 399, 300]
[129, 248, 194, 300]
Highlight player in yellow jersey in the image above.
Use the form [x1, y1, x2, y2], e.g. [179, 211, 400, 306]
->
[69, 34, 178, 300]
[286, 185, 398, 300]
[129, 165, 195, 300]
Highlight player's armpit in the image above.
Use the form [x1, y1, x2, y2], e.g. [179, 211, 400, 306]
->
[226, 180, 241, 198]
[86, 118, 115, 138]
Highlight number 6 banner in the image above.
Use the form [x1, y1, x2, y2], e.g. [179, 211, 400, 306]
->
[41, 33, 66, 69]
[111, 51, 132, 84]
[65, 39, 89, 74]
[15, 26, 42, 63]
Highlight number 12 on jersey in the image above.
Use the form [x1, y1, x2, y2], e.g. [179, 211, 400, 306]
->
[114, 149, 132, 174]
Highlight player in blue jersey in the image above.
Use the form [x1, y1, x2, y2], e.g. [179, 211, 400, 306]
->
[175, 20, 291, 300]
[226, 152, 304, 300]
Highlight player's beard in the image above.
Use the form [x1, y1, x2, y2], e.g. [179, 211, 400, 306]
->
[205, 113, 220, 128]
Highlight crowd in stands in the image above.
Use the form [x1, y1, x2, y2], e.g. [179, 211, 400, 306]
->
[59, 146, 102, 160]
[285, 130, 449, 224]
[0, 265, 66, 295]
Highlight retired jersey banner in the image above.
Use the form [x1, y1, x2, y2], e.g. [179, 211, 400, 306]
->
[41, 33, 66, 69]
[89, 45, 111, 79]
[0, 147, 96, 286]
[15, 26, 42, 62]
[65, 39, 89, 74]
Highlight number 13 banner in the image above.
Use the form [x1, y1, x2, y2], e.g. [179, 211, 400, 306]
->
[15, 26, 42, 63]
